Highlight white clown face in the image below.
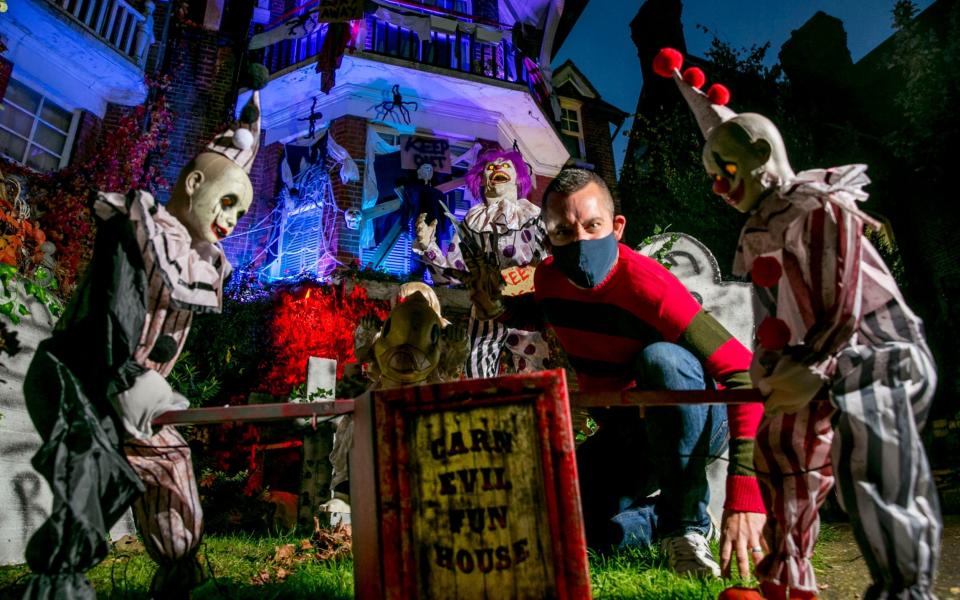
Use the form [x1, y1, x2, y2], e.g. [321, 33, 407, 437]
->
[482, 158, 518, 203]
[181, 161, 254, 244]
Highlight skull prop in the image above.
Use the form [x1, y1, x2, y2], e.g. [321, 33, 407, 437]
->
[344, 208, 362, 230]
[417, 163, 433, 185]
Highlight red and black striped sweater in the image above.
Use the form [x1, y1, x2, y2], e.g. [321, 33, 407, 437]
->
[527, 243, 764, 513]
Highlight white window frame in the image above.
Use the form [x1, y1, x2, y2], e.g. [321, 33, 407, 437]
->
[558, 99, 585, 160]
[0, 78, 79, 172]
[411, 0, 472, 15]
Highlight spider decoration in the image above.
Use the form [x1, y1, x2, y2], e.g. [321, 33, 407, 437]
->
[371, 84, 419, 124]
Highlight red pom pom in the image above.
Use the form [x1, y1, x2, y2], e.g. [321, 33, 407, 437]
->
[757, 317, 791, 351]
[751, 256, 782, 288]
[707, 83, 731, 105]
[653, 48, 684, 78]
[682, 67, 706, 89]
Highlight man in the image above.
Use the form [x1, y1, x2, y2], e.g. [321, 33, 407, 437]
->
[474, 167, 766, 578]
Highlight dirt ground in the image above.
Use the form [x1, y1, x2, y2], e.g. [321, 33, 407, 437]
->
[815, 515, 960, 598]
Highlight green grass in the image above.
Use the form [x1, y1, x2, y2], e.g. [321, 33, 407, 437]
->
[0, 534, 770, 599]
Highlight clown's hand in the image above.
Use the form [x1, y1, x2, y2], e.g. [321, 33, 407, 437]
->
[759, 355, 827, 416]
[414, 213, 436, 251]
[464, 266, 505, 321]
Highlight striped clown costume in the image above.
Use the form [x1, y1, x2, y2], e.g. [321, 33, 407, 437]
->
[734, 164, 940, 600]
[414, 148, 549, 378]
[21, 84, 261, 599]
[654, 47, 941, 599]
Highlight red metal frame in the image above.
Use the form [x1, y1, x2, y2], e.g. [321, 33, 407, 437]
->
[352, 369, 591, 600]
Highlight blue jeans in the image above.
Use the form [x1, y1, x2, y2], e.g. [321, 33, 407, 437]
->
[576, 342, 729, 552]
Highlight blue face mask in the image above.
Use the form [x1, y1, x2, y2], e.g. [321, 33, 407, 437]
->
[550, 233, 619, 288]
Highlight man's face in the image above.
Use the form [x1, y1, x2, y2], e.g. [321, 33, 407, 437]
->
[702, 122, 771, 213]
[482, 158, 518, 201]
[544, 181, 625, 247]
[182, 162, 254, 244]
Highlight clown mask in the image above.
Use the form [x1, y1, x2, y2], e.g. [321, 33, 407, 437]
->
[702, 115, 793, 213]
[481, 157, 519, 204]
[174, 153, 254, 244]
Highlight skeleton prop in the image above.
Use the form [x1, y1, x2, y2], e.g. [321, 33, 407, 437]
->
[413, 149, 549, 378]
[656, 47, 942, 600]
[20, 66, 266, 600]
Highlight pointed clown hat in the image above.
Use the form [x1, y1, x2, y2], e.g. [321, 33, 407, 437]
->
[205, 63, 270, 174]
[652, 48, 736, 138]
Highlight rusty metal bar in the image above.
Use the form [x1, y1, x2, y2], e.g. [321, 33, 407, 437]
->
[571, 389, 764, 407]
[151, 389, 761, 426]
[152, 400, 355, 426]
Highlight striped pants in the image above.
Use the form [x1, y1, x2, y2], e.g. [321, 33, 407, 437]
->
[465, 317, 548, 379]
[756, 305, 940, 599]
[125, 426, 204, 594]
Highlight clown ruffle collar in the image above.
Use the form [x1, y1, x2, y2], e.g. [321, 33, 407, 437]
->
[733, 164, 870, 277]
[463, 196, 541, 234]
[94, 191, 231, 313]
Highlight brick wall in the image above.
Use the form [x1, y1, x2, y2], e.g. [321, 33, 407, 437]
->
[329, 115, 367, 265]
[157, 29, 240, 201]
[68, 110, 103, 168]
[220, 140, 283, 273]
[581, 107, 618, 192]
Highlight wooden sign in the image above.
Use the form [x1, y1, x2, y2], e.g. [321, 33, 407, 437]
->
[316, 0, 364, 23]
[351, 370, 590, 599]
[500, 266, 535, 297]
[400, 135, 452, 174]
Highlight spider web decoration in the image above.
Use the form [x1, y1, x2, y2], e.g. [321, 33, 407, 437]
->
[265, 163, 342, 282]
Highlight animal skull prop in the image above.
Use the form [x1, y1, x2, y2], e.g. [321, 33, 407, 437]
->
[344, 208, 362, 230]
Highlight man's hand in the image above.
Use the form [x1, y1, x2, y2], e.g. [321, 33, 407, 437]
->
[719, 509, 767, 579]
[415, 213, 437, 250]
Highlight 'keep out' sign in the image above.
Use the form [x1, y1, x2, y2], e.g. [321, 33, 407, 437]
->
[401, 135, 452, 174]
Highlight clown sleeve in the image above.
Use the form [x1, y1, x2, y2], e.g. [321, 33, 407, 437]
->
[800, 200, 865, 368]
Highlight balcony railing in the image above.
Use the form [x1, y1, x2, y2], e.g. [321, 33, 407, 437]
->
[261, 14, 531, 87]
[47, 0, 155, 66]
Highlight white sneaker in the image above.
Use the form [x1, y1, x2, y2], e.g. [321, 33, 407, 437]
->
[660, 532, 721, 577]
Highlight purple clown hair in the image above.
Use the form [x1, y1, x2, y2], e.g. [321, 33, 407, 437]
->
[465, 148, 532, 201]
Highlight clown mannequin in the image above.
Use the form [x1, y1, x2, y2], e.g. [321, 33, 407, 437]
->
[654, 48, 941, 600]
[414, 148, 548, 378]
[20, 69, 264, 600]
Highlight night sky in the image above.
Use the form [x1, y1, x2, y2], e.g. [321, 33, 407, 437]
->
[552, 0, 936, 173]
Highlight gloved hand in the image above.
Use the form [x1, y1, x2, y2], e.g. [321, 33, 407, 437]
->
[758, 355, 827, 416]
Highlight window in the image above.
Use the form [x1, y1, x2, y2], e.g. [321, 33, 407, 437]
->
[0, 79, 77, 172]
[559, 102, 585, 160]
